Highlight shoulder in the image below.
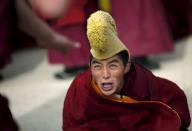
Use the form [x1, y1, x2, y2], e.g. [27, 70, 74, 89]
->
[133, 62, 184, 94]
[64, 69, 92, 106]
[132, 63, 186, 99]
[66, 69, 92, 94]
[71, 69, 91, 86]
[156, 77, 187, 104]
[157, 77, 184, 94]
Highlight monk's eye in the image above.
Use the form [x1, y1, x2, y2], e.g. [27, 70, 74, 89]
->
[109, 64, 118, 69]
[93, 64, 102, 70]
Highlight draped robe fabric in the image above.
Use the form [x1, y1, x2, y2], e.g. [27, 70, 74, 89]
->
[63, 63, 191, 131]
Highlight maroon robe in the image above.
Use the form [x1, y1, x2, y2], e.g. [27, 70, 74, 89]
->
[63, 63, 191, 131]
[110, 0, 174, 56]
[0, 95, 18, 131]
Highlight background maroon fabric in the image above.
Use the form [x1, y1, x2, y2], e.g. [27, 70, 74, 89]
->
[48, 0, 97, 68]
[110, 0, 174, 56]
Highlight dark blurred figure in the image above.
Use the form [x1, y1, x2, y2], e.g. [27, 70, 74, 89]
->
[161, 0, 192, 40]
[0, 0, 14, 81]
[0, 0, 80, 129]
[0, 0, 18, 129]
[0, 95, 18, 131]
[0, 0, 80, 80]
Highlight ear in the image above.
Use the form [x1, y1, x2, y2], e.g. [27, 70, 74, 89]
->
[124, 62, 131, 74]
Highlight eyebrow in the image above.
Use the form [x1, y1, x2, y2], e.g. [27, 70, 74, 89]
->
[91, 60, 101, 64]
[91, 59, 119, 65]
[108, 59, 119, 64]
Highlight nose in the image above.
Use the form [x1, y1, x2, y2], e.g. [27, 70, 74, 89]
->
[102, 67, 110, 79]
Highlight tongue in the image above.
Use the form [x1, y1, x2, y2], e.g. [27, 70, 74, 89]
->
[102, 84, 113, 91]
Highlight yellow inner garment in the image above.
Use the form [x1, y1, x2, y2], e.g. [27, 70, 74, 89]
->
[91, 79, 138, 103]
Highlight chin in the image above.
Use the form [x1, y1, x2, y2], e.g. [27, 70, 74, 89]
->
[101, 90, 115, 96]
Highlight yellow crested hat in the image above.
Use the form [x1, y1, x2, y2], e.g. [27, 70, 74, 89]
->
[87, 10, 130, 60]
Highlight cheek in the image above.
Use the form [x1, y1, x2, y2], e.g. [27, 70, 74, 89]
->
[94, 74, 102, 81]
[112, 71, 125, 90]
[91, 70, 106, 87]
[112, 70, 125, 80]
[91, 69, 100, 81]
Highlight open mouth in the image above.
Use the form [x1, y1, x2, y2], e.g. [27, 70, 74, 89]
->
[101, 83, 113, 91]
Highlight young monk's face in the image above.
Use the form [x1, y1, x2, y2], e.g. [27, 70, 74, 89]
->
[91, 55, 130, 96]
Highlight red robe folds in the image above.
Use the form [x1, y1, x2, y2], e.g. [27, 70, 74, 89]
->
[63, 63, 191, 131]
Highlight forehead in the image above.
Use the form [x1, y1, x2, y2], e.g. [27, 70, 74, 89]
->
[91, 55, 121, 64]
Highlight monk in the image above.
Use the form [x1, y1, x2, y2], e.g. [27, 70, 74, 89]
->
[63, 11, 191, 131]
